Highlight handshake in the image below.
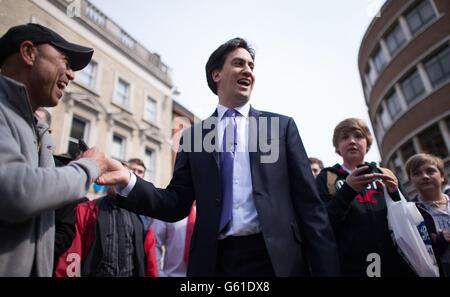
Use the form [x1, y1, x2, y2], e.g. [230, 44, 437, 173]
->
[79, 147, 132, 187]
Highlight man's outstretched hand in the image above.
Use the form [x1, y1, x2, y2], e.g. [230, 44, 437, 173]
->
[96, 158, 131, 187]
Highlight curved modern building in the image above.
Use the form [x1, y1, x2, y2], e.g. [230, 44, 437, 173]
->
[359, 0, 450, 192]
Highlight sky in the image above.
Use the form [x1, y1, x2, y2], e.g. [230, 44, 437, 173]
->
[90, 0, 386, 167]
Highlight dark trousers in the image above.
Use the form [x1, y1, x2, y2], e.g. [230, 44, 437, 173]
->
[216, 233, 275, 277]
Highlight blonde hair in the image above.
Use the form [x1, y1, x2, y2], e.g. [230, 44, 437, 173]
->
[332, 118, 373, 153]
[405, 153, 448, 185]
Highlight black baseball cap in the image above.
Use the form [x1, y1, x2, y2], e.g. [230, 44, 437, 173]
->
[0, 23, 94, 71]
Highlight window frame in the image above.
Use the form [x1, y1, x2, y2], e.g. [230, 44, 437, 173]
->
[111, 133, 126, 161]
[405, 0, 436, 35]
[384, 22, 407, 56]
[400, 69, 426, 105]
[144, 96, 158, 124]
[114, 77, 131, 109]
[424, 46, 450, 88]
[76, 60, 98, 89]
[67, 115, 90, 158]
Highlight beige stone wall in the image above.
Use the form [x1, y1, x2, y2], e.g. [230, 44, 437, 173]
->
[0, 0, 175, 190]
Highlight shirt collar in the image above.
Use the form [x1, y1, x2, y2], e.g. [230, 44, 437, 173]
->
[217, 101, 250, 120]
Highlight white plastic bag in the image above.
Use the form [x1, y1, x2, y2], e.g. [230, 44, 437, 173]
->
[384, 186, 440, 277]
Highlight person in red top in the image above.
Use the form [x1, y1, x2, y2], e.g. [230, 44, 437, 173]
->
[55, 158, 158, 277]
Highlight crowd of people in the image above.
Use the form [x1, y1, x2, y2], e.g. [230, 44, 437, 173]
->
[0, 23, 449, 277]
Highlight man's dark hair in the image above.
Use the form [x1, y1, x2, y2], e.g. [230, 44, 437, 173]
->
[205, 37, 255, 95]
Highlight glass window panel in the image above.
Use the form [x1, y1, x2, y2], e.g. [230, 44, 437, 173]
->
[406, 0, 436, 35]
[400, 140, 416, 162]
[111, 135, 125, 160]
[385, 23, 406, 55]
[68, 117, 88, 159]
[373, 47, 388, 73]
[77, 61, 97, 88]
[70, 117, 86, 140]
[115, 78, 130, 107]
[401, 70, 425, 104]
[144, 97, 157, 123]
[378, 105, 391, 129]
[392, 153, 406, 182]
[419, 0, 435, 22]
[386, 91, 403, 119]
[425, 46, 450, 87]
[418, 124, 449, 158]
[367, 65, 377, 86]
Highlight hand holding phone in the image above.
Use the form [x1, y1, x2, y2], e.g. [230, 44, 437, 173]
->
[356, 163, 375, 175]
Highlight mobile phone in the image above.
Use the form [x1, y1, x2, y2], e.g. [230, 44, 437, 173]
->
[357, 163, 375, 175]
[78, 139, 89, 152]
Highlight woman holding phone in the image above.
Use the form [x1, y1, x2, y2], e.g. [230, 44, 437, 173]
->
[315, 118, 415, 277]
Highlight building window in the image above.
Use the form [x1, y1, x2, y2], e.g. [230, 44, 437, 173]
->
[424, 46, 450, 87]
[86, 3, 106, 27]
[363, 83, 371, 101]
[68, 117, 89, 159]
[366, 64, 377, 87]
[374, 119, 385, 141]
[378, 105, 391, 130]
[144, 97, 157, 123]
[401, 70, 425, 104]
[405, 0, 436, 35]
[386, 91, 403, 120]
[391, 153, 406, 182]
[111, 134, 126, 161]
[373, 47, 388, 73]
[385, 23, 406, 56]
[120, 31, 136, 49]
[400, 140, 416, 162]
[144, 148, 156, 182]
[114, 78, 130, 108]
[76, 60, 97, 88]
[417, 124, 449, 159]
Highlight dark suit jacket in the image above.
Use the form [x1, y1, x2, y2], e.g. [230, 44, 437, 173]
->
[116, 106, 339, 276]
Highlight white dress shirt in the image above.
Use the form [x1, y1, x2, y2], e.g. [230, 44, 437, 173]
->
[153, 218, 188, 277]
[217, 102, 261, 237]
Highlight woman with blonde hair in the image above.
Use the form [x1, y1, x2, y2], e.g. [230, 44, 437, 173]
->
[405, 153, 450, 276]
[316, 118, 415, 276]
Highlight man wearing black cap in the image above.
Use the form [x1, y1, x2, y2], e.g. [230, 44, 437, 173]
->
[0, 23, 111, 276]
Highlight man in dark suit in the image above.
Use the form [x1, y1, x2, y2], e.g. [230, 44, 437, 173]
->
[98, 37, 339, 277]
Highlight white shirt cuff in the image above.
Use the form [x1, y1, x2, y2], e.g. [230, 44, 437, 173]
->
[115, 172, 136, 197]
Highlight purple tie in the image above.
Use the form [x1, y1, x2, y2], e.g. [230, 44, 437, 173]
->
[219, 108, 237, 232]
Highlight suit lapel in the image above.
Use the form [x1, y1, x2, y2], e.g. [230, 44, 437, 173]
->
[249, 107, 263, 192]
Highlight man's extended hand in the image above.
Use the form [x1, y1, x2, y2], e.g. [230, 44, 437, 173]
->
[96, 158, 131, 187]
[79, 147, 109, 175]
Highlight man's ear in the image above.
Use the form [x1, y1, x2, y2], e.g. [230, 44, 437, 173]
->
[212, 69, 221, 83]
[19, 41, 36, 66]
